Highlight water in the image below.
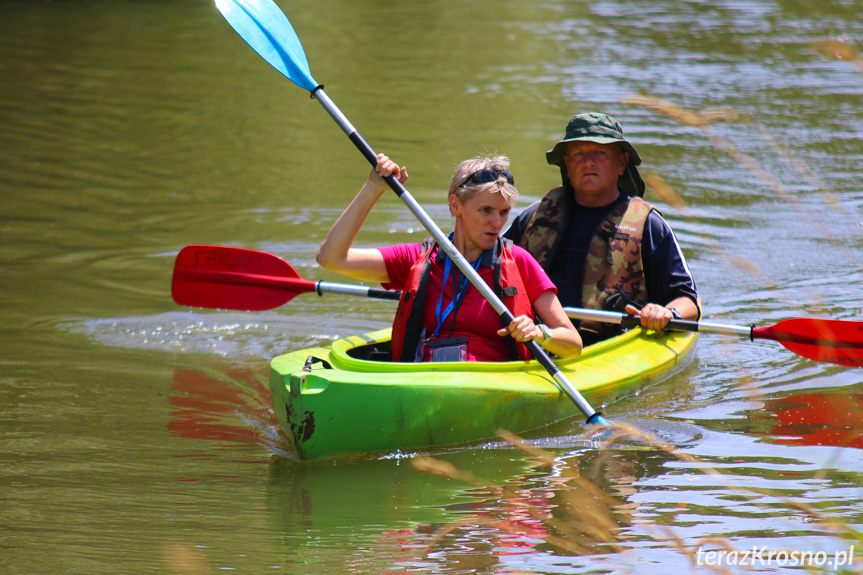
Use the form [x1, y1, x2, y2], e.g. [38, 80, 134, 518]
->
[2, 0, 861, 573]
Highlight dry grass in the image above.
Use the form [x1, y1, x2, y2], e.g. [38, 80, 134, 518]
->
[622, 94, 796, 199]
[410, 425, 863, 573]
[620, 93, 842, 211]
[622, 91, 861, 275]
[642, 171, 688, 212]
[162, 543, 213, 575]
[813, 39, 863, 74]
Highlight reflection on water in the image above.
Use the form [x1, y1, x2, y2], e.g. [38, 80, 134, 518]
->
[161, 363, 863, 573]
[763, 392, 863, 448]
[169, 368, 288, 453]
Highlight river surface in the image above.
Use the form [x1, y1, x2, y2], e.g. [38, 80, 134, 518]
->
[2, 0, 862, 573]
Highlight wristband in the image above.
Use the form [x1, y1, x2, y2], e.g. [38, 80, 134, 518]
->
[537, 324, 553, 348]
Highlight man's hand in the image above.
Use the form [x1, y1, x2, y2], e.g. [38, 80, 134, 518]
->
[625, 303, 673, 331]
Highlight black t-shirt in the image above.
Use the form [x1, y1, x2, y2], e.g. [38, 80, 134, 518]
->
[503, 194, 699, 311]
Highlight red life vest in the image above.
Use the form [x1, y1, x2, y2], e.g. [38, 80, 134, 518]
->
[390, 237, 535, 362]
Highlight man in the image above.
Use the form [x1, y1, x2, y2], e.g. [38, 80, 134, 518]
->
[504, 112, 699, 343]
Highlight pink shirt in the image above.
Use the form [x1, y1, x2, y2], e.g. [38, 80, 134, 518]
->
[378, 242, 556, 361]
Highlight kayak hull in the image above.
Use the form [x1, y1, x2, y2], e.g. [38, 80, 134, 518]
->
[269, 327, 697, 460]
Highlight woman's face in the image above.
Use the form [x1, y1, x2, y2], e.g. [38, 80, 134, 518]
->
[450, 188, 512, 255]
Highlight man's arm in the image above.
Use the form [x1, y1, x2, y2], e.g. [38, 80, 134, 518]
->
[632, 210, 700, 329]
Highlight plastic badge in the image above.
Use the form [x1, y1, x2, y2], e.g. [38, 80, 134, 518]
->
[426, 337, 469, 362]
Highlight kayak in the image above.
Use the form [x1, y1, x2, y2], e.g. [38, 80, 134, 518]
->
[269, 327, 697, 460]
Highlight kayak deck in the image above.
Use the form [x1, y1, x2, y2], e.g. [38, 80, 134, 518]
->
[269, 327, 697, 460]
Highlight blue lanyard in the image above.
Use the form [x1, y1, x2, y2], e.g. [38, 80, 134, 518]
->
[432, 252, 482, 338]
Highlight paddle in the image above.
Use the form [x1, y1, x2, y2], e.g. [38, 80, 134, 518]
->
[564, 308, 863, 368]
[211, 0, 609, 425]
[172, 244, 400, 311]
[172, 245, 863, 368]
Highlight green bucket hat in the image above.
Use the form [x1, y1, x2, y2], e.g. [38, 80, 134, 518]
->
[546, 112, 645, 197]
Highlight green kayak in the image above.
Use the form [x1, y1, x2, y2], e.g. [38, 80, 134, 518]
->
[269, 327, 697, 460]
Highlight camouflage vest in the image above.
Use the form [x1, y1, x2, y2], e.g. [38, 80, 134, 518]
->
[519, 186, 655, 315]
[518, 186, 571, 270]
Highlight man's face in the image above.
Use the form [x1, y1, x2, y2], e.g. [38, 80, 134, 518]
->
[563, 141, 629, 200]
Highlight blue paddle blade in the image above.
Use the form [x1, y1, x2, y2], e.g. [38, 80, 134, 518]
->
[215, 0, 318, 92]
[587, 413, 611, 426]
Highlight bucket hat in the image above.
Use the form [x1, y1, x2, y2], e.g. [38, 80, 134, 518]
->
[546, 112, 645, 197]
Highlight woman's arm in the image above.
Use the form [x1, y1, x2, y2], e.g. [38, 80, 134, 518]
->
[498, 290, 583, 359]
[316, 154, 407, 284]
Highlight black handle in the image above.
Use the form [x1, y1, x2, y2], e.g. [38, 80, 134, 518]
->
[348, 132, 406, 197]
[621, 315, 701, 333]
[368, 288, 402, 301]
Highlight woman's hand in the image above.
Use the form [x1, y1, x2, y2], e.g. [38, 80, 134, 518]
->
[497, 315, 541, 343]
[316, 153, 407, 284]
[496, 310, 582, 359]
[367, 154, 408, 194]
[519, 290, 583, 358]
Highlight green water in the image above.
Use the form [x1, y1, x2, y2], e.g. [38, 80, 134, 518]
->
[2, 0, 862, 573]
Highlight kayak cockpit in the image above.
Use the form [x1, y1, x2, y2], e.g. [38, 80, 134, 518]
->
[329, 328, 567, 373]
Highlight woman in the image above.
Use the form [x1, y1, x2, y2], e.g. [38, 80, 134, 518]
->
[317, 153, 582, 362]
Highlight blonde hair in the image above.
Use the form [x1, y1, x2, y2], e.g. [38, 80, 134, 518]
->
[448, 154, 518, 208]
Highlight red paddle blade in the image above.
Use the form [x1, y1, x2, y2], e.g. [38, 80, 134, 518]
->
[172, 245, 316, 311]
[753, 318, 863, 367]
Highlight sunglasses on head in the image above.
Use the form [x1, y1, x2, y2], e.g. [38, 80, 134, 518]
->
[458, 168, 514, 189]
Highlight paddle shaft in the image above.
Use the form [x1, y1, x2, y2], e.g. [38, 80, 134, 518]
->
[212, 0, 605, 422]
[564, 308, 751, 338]
[312, 88, 602, 422]
[317, 280, 401, 300]
[564, 308, 863, 364]
[175, 245, 861, 366]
